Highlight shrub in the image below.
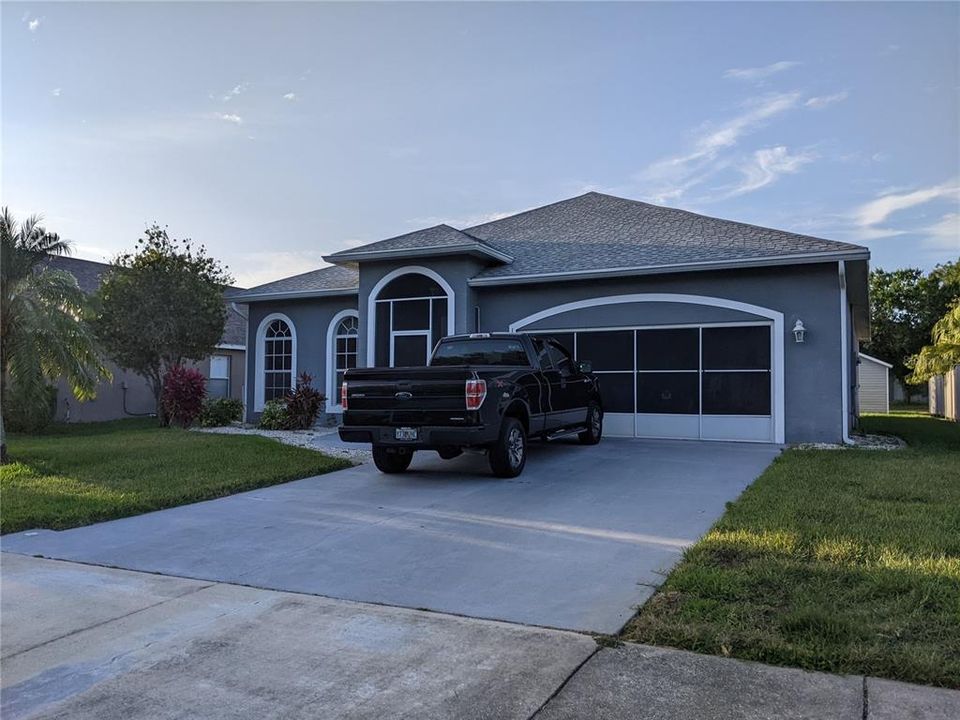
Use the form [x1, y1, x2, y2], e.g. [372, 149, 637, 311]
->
[258, 398, 289, 430]
[6, 384, 58, 433]
[284, 372, 325, 430]
[161, 365, 206, 428]
[198, 397, 244, 427]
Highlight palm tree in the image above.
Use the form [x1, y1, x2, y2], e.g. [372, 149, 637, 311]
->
[0, 208, 110, 461]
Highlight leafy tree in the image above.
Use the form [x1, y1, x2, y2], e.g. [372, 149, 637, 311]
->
[92, 225, 231, 423]
[0, 209, 109, 461]
[862, 260, 959, 401]
[908, 301, 960, 383]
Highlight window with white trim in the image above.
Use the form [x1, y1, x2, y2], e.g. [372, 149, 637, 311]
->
[373, 274, 448, 367]
[263, 319, 293, 401]
[333, 315, 358, 402]
[208, 355, 230, 398]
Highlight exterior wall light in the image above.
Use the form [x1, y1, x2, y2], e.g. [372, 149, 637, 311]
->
[792, 319, 806, 344]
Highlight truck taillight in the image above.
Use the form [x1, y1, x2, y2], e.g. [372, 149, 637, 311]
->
[465, 378, 487, 411]
[341, 381, 348, 410]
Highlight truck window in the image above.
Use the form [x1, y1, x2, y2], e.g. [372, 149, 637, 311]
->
[547, 341, 575, 377]
[431, 338, 530, 366]
[532, 338, 554, 371]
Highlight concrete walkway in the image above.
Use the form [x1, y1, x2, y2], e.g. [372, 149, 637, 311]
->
[3, 555, 957, 720]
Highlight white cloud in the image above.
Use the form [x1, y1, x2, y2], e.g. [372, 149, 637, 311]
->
[221, 82, 248, 102]
[231, 251, 330, 288]
[921, 213, 960, 251]
[723, 146, 816, 198]
[214, 112, 243, 125]
[51, 88, 61, 97]
[854, 182, 960, 227]
[28, 17, 41, 32]
[282, 92, 297, 101]
[637, 92, 802, 203]
[723, 61, 800, 82]
[805, 91, 849, 109]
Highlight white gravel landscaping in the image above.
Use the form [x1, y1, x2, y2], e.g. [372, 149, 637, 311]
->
[793, 432, 906, 451]
[195, 425, 371, 463]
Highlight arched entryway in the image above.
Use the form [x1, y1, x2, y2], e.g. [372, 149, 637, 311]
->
[366, 266, 455, 367]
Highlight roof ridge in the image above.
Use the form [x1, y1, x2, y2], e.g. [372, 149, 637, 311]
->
[463, 192, 598, 231]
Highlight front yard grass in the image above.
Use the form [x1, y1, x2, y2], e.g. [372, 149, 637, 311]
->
[623, 412, 960, 688]
[1, 419, 351, 534]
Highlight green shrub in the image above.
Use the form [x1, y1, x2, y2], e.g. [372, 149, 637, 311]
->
[7, 384, 58, 433]
[198, 397, 244, 427]
[258, 398, 289, 430]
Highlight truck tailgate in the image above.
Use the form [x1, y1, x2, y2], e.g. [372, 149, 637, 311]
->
[344, 366, 473, 425]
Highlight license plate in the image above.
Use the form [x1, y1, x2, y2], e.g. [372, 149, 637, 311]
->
[395, 427, 418, 441]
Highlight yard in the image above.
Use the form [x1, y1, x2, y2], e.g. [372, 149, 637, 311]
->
[0, 419, 350, 534]
[623, 412, 960, 688]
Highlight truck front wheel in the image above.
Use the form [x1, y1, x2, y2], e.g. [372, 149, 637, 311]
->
[489, 417, 527, 478]
[373, 447, 413, 474]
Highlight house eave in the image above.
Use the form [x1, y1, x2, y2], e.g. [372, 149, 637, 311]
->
[227, 287, 359, 303]
[468, 249, 871, 287]
[324, 243, 514, 265]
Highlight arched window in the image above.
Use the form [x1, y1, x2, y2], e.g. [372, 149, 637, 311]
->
[372, 272, 450, 367]
[333, 314, 358, 403]
[263, 318, 293, 402]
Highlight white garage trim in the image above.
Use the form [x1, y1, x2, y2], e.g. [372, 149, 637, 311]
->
[839, 262, 853, 444]
[509, 293, 785, 444]
[254, 312, 297, 412]
[366, 265, 456, 367]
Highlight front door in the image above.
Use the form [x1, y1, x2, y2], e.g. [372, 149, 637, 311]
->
[392, 332, 430, 366]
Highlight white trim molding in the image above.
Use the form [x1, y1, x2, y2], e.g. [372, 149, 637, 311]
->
[254, 312, 297, 412]
[366, 265, 456, 366]
[215, 343, 246, 351]
[839, 261, 853, 444]
[325, 309, 359, 414]
[509, 293, 786, 444]
[859, 352, 893, 369]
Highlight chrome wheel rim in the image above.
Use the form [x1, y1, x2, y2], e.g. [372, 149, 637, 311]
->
[507, 427, 525, 467]
[590, 408, 601, 435]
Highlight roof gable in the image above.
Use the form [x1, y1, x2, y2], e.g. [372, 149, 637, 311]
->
[227, 264, 359, 301]
[323, 224, 513, 264]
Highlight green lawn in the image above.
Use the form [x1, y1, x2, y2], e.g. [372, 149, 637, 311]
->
[1, 419, 351, 534]
[622, 412, 960, 688]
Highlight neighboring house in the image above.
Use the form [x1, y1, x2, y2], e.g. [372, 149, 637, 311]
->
[929, 366, 959, 421]
[46, 256, 246, 422]
[228, 192, 871, 444]
[857, 353, 891, 414]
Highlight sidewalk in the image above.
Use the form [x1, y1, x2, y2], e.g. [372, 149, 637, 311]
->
[3, 554, 957, 719]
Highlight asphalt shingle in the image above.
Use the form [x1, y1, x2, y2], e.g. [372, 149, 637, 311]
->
[227, 264, 358, 299]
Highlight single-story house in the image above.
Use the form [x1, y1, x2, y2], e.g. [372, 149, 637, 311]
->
[228, 192, 871, 444]
[857, 352, 892, 414]
[47, 256, 247, 422]
[929, 366, 959, 421]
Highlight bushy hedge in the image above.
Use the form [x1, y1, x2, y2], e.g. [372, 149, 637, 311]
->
[161, 365, 206, 428]
[6, 384, 58, 433]
[257, 373, 325, 430]
[198, 397, 244, 427]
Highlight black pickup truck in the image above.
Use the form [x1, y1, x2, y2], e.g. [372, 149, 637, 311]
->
[339, 333, 603, 477]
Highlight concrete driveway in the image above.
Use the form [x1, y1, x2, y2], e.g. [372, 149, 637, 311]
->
[2, 438, 780, 633]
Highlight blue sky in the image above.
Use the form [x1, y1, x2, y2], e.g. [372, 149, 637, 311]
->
[4, 1, 958, 287]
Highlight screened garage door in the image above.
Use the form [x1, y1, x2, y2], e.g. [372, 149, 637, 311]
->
[546, 324, 774, 442]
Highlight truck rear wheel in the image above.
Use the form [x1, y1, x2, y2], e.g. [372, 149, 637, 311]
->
[489, 417, 527, 478]
[373, 447, 413, 474]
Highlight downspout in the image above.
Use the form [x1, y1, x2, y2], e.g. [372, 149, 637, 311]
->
[839, 261, 854, 444]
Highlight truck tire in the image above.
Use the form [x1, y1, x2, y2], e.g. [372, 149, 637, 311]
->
[373, 447, 413, 474]
[489, 417, 527, 478]
[578, 402, 603, 445]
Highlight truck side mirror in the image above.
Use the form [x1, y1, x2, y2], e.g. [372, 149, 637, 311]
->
[577, 360, 592, 374]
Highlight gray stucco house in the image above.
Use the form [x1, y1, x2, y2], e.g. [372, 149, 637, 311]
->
[47, 256, 247, 422]
[229, 192, 871, 444]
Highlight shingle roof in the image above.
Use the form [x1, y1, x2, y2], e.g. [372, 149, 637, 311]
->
[323, 224, 512, 263]
[464, 192, 867, 282]
[226, 264, 359, 300]
[45, 255, 247, 348]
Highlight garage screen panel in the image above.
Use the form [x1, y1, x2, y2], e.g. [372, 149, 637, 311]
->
[575, 330, 634, 435]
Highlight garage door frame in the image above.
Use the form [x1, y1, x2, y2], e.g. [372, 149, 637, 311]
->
[509, 293, 785, 443]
